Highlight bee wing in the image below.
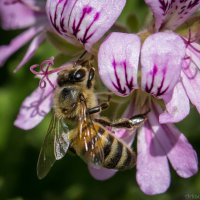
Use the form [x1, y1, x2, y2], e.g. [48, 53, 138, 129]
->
[77, 102, 105, 166]
[37, 114, 70, 179]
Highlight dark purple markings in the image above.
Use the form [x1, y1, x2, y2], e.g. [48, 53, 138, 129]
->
[111, 59, 126, 95]
[156, 68, 169, 96]
[22, 89, 54, 118]
[72, 6, 92, 37]
[60, 0, 69, 32]
[71, 6, 100, 44]
[111, 60, 134, 95]
[50, 3, 101, 44]
[123, 61, 134, 92]
[158, 0, 200, 29]
[49, 1, 62, 34]
[81, 12, 100, 44]
[187, 0, 200, 9]
[159, 0, 173, 15]
[145, 65, 157, 93]
[145, 65, 169, 96]
[49, 0, 69, 35]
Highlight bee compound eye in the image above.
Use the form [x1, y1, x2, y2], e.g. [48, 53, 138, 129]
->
[57, 76, 67, 87]
[74, 69, 86, 81]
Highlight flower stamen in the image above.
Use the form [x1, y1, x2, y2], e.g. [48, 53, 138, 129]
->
[30, 57, 61, 89]
[182, 28, 200, 53]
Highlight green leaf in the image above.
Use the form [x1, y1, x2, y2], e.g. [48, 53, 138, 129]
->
[126, 14, 140, 32]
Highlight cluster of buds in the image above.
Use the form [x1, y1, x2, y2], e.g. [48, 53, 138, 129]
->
[1, 0, 200, 195]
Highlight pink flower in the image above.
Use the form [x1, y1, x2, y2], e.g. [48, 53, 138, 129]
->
[145, 0, 200, 123]
[97, 0, 199, 195]
[15, 0, 126, 129]
[14, 0, 199, 195]
[46, 0, 126, 52]
[0, 0, 48, 71]
[14, 57, 73, 129]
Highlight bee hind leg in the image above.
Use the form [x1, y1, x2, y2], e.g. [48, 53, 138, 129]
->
[95, 110, 150, 130]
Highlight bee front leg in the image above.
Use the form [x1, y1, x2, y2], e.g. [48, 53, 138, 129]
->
[87, 102, 109, 115]
[87, 95, 111, 115]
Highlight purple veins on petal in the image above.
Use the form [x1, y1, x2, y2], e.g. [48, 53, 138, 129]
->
[14, 79, 56, 130]
[181, 35, 200, 113]
[145, 0, 200, 31]
[145, 65, 169, 97]
[47, 0, 126, 51]
[49, 0, 62, 34]
[156, 67, 169, 96]
[145, 65, 157, 93]
[141, 32, 185, 98]
[72, 6, 93, 37]
[111, 59, 126, 95]
[98, 32, 140, 96]
[187, 0, 200, 9]
[22, 89, 53, 118]
[111, 59, 135, 95]
[123, 61, 134, 92]
[71, 6, 100, 45]
[159, 0, 170, 15]
[81, 12, 100, 44]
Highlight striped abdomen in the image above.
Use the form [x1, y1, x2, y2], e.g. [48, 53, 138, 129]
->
[72, 123, 136, 170]
[100, 127, 136, 170]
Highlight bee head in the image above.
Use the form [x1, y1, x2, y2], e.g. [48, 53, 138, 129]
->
[57, 65, 95, 89]
[54, 65, 96, 118]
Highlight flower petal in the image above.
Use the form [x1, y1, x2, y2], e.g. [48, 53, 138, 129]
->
[14, 73, 57, 130]
[88, 165, 117, 181]
[98, 32, 140, 96]
[46, 0, 126, 51]
[141, 32, 185, 99]
[0, 0, 36, 30]
[15, 32, 45, 72]
[181, 42, 200, 113]
[159, 81, 190, 123]
[152, 103, 198, 178]
[19, 0, 46, 11]
[0, 26, 43, 67]
[145, 0, 200, 31]
[166, 124, 198, 178]
[136, 122, 170, 195]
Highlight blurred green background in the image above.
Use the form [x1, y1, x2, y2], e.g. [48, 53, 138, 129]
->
[0, 1, 200, 200]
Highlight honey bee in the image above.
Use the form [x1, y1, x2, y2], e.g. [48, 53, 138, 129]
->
[37, 61, 148, 179]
